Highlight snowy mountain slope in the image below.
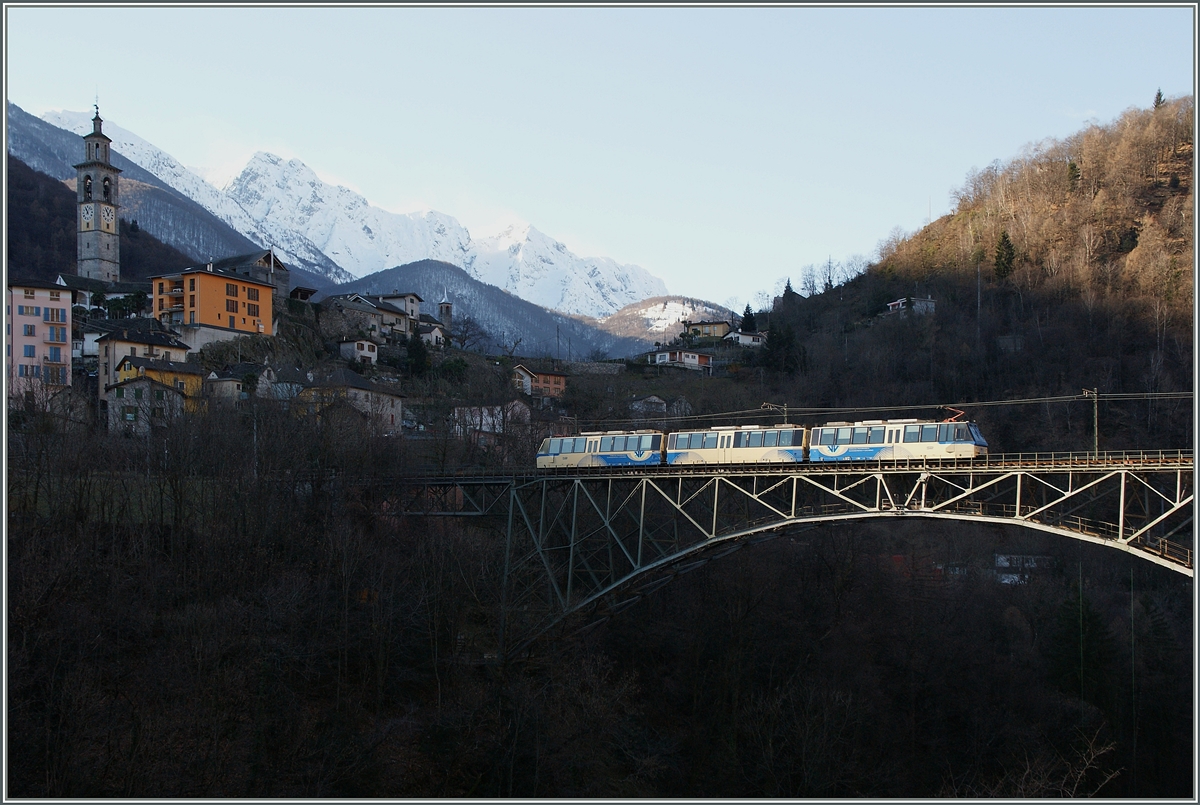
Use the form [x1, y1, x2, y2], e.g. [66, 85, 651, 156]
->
[30, 105, 667, 317]
[466, 224, 667, 318]
[226, 152, 474, 279]
[600, 296, 736, 340]
[40, 109, 352, 284]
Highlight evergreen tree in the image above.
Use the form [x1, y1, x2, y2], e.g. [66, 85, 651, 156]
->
[406, 332, 429, 377]
[761, 322, 801, 375]
[1067, 161, 1080, 192]
[741, 304, 758, 333]
[994, 230, 1015, 281]
[1153, 88, 1165, 109]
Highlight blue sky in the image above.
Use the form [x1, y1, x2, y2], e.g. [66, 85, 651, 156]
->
[5, 5, 1195, 309]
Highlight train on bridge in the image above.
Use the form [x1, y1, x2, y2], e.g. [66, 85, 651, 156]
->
[536, 418, 989, 469]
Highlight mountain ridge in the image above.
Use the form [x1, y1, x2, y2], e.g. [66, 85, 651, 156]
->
[15, 104, 669, 317]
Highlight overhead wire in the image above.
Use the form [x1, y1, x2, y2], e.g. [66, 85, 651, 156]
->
[569, 390, 1193, 430]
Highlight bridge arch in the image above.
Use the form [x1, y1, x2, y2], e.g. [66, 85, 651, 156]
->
[396, 452, 1192, 660]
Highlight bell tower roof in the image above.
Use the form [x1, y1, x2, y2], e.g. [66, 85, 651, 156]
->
[85, 105, 112, 143]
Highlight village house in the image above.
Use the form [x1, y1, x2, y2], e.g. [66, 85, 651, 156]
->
[646, 348, 716, 374]
[417, 314, 449, 347]
[628, 395, 667, 417]
[7, 278, 74, 402]
[148, 260, 276, 351]
[684, 320, 732, 338]
[723, 330, 766, 347]
[322, 296, 387, 341]
[885, 296, 936, 316]
[204, 364, 308, 406]
[96, 326, 191, 390]
[339, 338, 379, 364]
[377, 290, 423, 322]
[317, 290, 429, 343]
[452, 399, 532, 447]
[512, 364, 567, 398]
[297, 367, 406, 429]
[105, 376, 186, 435]
[114, 355, 205, 413]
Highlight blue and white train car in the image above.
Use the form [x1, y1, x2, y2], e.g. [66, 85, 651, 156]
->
[536, 430, 664, 469]
[665, 425, 805, 465]
[808, 418, 987, 462]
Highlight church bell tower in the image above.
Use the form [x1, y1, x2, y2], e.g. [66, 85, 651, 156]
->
[75, 106, 121, 282]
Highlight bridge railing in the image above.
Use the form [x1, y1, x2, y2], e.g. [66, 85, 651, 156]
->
[392, 450, 1193, 481]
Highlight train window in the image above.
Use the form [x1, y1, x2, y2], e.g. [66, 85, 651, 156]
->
[851, 427, 868, 445]
[921, 424, 938, 442]
[869, 426, 885, 444]
[639, 434, 655, 451]
[938, 424, 952, 442]
[886, 430, 892, 444]
[748, 431, 763, 448]
[953, 424, 969, 441]
[764, 431, 778, 447]
[574, 437, 588, 452]
[733, 432, 745, 448]
[819, 429, 836, 446]
[587, 441, 596, 453]
[667, 434, 677, 449]
[779, 430, 793, 446]
[903, 425, 920, 443]
[549, 438, 562, 454]
[703, 433, 718, 449]
[617, 436, 630, 451]
[600, 436, 613, 452]
[651, 435, 662, 451]
[836, 427, 852, 445]
[538, 439, 549, 454]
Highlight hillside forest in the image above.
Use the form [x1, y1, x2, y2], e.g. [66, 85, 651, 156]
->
[6, 95, 1195, 797]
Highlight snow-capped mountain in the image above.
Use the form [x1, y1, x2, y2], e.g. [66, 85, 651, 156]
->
[226, 152, 473, 281]
[41, 110, 353, 284]
[466, 223, 667, 318]
[35, 107, 667, 317]
[223, 153, 666, 317]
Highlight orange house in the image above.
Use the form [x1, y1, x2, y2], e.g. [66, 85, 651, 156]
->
[150, 264, 274, 336]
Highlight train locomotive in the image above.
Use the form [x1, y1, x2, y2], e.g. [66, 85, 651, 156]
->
[535, 418, 988, 469]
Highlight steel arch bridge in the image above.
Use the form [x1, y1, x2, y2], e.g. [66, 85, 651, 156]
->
[391, 451, 1192, 660]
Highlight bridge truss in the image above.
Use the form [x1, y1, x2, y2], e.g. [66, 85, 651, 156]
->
[393, 451, 1192, 660]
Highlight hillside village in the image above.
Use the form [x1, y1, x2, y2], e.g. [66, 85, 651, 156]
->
[8, 108, 813, 451]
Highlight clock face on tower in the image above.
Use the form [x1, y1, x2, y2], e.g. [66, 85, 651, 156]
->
[81, 205, 94, 226]
[101, 206, 115, 225]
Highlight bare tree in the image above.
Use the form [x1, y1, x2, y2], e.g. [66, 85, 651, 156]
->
[451, 314, 487, 351]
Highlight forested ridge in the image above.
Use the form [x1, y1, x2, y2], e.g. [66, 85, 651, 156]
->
[6, 97, 1194, 797]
